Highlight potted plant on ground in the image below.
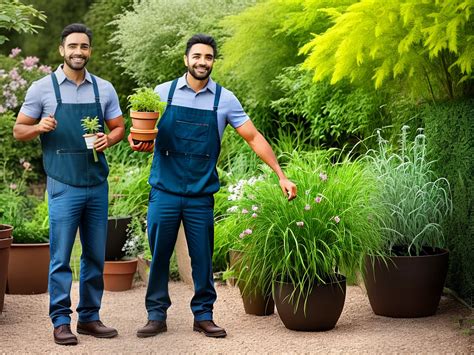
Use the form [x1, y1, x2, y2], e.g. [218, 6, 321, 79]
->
[0, 223, 13, 313]
[228, 151, 384, 331]
[128, 87, 166, 144]
[363, 127, 452, 318]
[81, 116, 101, 162]
[103, 216, 145, 291]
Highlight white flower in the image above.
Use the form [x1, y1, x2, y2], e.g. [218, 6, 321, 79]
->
[296, 221, 304, 228]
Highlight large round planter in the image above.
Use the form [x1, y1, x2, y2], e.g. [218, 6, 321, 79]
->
[130, 111, 160, 130]
[103, 258, 138, 292]
[0, 236, 13, 313]
[274, 275, 346, 331]
[364, 249, 449, 318]
[106, 216, 132, 261]
[0, 224, 13, 239]
[7, 242, 50, 294]
[239, 283, 274, 316]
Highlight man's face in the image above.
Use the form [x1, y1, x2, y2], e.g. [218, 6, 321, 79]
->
[59, 33, 91, 71]
[184, 43, 214, 81]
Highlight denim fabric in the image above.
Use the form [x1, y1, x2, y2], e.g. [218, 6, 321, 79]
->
[47, 176, 108, 327]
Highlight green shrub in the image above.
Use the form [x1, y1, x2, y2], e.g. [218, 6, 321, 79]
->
[424, 100, 474, 306]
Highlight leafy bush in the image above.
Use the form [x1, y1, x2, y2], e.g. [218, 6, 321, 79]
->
[424, 100, 473, 306]
[366, 127, 452, 256]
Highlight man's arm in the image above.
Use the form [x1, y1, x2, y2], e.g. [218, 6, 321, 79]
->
[236, 120, 297, 200]
[13, 112, 57, 141]
[95, 115, 125, 152]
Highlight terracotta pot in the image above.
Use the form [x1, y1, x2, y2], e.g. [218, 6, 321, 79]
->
[130, 111, 160, 130]
[0, 224, 13, 239]
[105, 216, 132, 261]
[7, 242, 50, 294]
[364, 249, 449, 318]
[0, 236, 13, 313]
[103, 258, 138, 291]
[130, 127, 158, 142]
[274, 275, 346, 331]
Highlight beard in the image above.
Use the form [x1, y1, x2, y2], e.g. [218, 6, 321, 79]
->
[187, 63, 212, 81]
[64, 55, 89, 71]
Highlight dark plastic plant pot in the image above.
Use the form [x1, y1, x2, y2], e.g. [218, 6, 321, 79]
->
[274, 275, 346, 331]
[364, 249, 449, 318]
[238, 283, 274, 316]
[0, 236, 13, 313]
[106, 216, 132, 261]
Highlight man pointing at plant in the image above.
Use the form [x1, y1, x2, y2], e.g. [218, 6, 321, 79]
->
[13, 23, 125, 345]
[129, 34, 297, 338]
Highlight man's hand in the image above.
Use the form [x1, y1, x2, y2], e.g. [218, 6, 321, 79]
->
[128, 133, 154, 152]
[37, 114, 57, 133]
[279, 178, 297, 201]
[94, 132, 110, 152]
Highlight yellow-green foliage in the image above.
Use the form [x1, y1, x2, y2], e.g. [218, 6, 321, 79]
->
[301, 0, 474, 100]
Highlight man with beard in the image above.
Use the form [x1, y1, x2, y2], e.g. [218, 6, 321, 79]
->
[13, 23, 124, 346]
[129, 34, 297, 339]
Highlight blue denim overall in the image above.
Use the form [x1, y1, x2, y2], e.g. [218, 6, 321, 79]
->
[146, 79, 222, 321]
[41, 72, 109, 328]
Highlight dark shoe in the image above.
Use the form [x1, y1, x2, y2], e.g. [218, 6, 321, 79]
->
[53, 324, 78, 346]
[77, 320, 118, 338]
[193, 320, 227, 338]
[137, 320, 167, 338]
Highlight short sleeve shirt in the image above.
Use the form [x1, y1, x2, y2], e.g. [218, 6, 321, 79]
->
[20, 66, 122, 120]
[154, 74, 249, 140]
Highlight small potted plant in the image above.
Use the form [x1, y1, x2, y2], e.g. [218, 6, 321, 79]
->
[103, 216, 145, 292]
[81, 116, 101, 162]
[227, 151, 384, 331]
[363, 127, 452, 318]
[128, 87, 166, 143]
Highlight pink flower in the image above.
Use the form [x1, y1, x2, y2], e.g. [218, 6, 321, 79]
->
[9, 48, 21, 58]
[242, 209, 249, 214]
[251, 205, 258, 211]
[314, 196, 322, 203]
[319, 172, 328, 181]
[0, 105, 6, 114]
[333, 216, 341, 224]
[244, 229, 253, 235]
[9, 183, 17, 190]
[239, 233, 245, 239]
[296, 221, 304, 228]
[22, 161, 31, 170]
[251, 213, 258, 218]
[22, 56, 39, 70]
[39, 65, 52, 74]
[304, 204, 311, 211]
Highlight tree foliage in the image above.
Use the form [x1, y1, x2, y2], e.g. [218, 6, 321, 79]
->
[301, 0, 474, 100]
[0, 0, 46, 45]
[111, 0, 253, 86]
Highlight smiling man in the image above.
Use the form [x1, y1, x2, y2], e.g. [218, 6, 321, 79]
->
[13, 23, 125, 346]
[129, 34, 297, 339]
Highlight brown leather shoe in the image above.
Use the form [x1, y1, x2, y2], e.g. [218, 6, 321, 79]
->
[137, 320, 167, 338]
[193, 320, 227, 338]
[76, 320, 118, 338]
[53, 324, 78, 345]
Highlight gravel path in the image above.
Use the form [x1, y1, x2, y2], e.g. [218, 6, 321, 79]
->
[0, 281, 471, 353]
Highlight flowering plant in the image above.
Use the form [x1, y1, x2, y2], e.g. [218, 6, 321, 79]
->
[122, 216, 146, 258]
[365, 127, 452, 256]
[0, 48, 51, 114]
[223, 150, 384, 302]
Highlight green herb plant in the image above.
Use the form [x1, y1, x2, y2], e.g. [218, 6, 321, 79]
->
[81, 116, 101, 162]
[127, 87, 166, 114]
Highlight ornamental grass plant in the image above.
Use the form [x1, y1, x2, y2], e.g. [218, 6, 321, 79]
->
[366, 126, 452, 256]
[225, 150, 384, 306]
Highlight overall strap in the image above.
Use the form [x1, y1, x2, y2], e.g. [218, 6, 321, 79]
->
[90, 75, 101, 104]
[50, 72, 62, 104]
[213, 84, 222, 112]
[167, 79, 179, 105]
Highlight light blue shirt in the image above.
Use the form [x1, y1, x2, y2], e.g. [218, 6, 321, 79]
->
[154, 74, 250, 140]
[20, 66, 122, 120]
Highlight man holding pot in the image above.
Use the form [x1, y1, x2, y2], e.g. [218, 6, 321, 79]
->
[129, 33, 297, 338]
[13, 23, 125, 345]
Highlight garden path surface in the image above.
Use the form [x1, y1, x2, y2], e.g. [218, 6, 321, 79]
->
[0, 281, 471, 354]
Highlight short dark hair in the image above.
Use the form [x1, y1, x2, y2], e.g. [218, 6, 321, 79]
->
[60, 23, 92, 45]
[185, 34, 217, 58]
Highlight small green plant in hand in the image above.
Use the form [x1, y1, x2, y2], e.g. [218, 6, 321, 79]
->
[81, 116, 101, 162]
[128, 87, 166, 114]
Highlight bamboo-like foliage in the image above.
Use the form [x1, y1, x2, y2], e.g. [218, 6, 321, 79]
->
[301, 0, 474, 100]
[366, 126, 453, 255]
[224, 151, 385, 308]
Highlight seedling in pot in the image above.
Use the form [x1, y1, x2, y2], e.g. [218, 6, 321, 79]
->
[81, 116, 101, 162]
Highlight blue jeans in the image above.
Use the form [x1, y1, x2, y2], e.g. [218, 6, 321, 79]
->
[146, 188, 216, 322]
[47, 176, 108, 328]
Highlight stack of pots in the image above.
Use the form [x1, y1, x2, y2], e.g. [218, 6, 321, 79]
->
[129, 111, 160, 144]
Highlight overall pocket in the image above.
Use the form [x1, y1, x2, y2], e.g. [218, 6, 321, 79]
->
[175, 120, 209, 142]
